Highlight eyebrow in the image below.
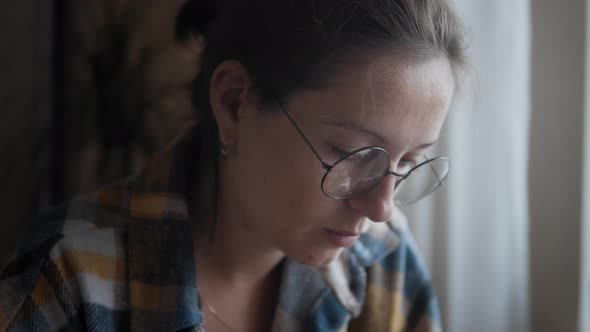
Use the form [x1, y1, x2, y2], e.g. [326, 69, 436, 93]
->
[318, 118, 387, 144]
[318, 118, 437, 151]
[413, 141, 436, 150]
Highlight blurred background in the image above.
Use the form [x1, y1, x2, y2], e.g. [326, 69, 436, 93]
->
[1, 0, 589, 331]
[0, 0, 197, 260]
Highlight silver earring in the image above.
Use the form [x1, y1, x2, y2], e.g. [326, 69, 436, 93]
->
[220, 142, 231, 157]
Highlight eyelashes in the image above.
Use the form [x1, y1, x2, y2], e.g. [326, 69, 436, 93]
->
[327, 142, 420, 172]
[329, 145, 350, 158]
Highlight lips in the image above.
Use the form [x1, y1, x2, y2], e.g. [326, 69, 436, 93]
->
[327, 229, 360, 237]
[323, 228, 361, 247]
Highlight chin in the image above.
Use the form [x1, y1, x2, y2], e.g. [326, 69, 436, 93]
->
[289, 247, 344, 267]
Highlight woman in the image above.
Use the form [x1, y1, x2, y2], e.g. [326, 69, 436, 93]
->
[0, 0, 467, 331]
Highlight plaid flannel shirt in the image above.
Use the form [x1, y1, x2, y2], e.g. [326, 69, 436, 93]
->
[0, 126, 442, 332]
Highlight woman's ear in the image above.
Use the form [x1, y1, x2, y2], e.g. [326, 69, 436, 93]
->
[209, 60, 253, 146]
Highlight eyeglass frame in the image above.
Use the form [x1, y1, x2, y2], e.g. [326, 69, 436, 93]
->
[273, 98, 450, 204]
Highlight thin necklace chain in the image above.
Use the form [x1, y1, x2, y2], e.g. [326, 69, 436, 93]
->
[201, 295, 238, 332]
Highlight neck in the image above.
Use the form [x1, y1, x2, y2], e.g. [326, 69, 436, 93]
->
[193, 202, 283, 332]
[193, 205, 284, 291]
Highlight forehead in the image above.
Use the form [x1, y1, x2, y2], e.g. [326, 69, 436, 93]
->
[286, 54, 455, 153]
[305, 55, 453, 118]
[317, 54, 455, 116]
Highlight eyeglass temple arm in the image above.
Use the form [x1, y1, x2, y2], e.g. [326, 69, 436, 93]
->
[277, 101, 332, 170]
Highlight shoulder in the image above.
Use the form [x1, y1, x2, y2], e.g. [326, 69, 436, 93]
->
[5, 177, 137, 271]
[0, 179, 135, 331]
[0, 128, 199, 331]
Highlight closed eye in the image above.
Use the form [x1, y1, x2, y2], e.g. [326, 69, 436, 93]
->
[397, 159, 418, 174]
[329, 145, 350, 158]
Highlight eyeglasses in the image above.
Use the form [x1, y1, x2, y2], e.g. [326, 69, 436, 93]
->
[276, 100, 450, 206]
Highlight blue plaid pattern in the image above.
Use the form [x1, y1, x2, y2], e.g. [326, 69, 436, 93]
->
[0, 126, 441, 331]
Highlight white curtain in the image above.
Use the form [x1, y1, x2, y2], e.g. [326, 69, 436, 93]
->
[404, 1, 531, 331]
[404, 0, 590, 331]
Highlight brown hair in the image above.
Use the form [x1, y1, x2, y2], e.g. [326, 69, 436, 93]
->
[175, 0, 467, 222]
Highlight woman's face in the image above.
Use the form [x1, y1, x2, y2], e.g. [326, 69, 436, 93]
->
[217, 55, 455, 266]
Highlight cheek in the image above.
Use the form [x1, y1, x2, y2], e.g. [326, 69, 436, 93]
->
[260, 130, 325, 201]
[265, 155, 327, 219]
[234, 122, 328, 220]
[232, 127, 349, 266]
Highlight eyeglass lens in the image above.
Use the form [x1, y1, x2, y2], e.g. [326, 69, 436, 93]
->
[321, 148, 449, 205]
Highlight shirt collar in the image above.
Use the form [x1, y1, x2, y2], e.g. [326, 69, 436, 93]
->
[305, 222, 401, 315]
[270, 222, 400, 331]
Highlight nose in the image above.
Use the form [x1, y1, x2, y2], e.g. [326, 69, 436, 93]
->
[347, 173, 397, 222]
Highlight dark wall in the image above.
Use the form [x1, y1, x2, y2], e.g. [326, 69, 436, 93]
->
[0, 0, 200, 265]
[0, 0, 53, 264]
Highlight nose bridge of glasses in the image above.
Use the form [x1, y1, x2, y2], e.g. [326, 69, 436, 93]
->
[386, 161, 410, 179]
[384, 169, 405, 191]
[373, 169, 398, 194]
